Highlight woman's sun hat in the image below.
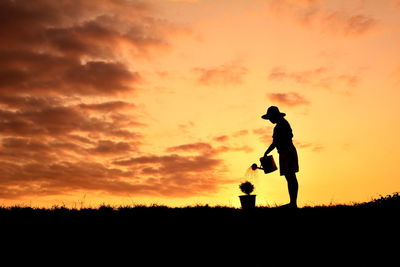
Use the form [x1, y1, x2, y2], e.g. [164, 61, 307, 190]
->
[261, 106, 286, 120]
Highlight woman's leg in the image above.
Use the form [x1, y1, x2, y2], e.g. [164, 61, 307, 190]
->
[284, 173, 298, 207]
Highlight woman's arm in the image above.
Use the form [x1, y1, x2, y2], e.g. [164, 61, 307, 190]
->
[264, 142, 276, 157]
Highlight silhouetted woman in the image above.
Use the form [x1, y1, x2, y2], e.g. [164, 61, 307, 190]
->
[262, 106, 299, 208]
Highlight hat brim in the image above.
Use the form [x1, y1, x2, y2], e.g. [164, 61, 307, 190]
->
[261, 113, 286, 120]
[261, 114, 269, 120]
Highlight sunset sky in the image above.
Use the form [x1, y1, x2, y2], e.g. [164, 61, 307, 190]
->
[1, 0, 400, 208]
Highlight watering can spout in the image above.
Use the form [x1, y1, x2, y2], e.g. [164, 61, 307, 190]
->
[251, 163, 263, 171]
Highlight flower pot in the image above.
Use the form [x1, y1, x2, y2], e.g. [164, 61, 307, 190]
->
[239, 195, 256, 209]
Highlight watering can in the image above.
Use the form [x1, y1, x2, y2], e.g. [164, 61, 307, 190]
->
[251, 155, 277, 174]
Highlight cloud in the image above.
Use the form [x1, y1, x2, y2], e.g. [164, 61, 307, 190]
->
[178, 121, 196, 134]
[320, 12, 377, 36]
[268, 66, 360, 90]
[267, 0, 378, 37]
[252, 127, 273, 143]
[394, 66, 400, 83]
[232, 130, 249, 137]
[216, 145, 253, 153]
[141, 154, 220, 174]
[267, 92, 310, 107]
[193, 63, 248, 85]
[214, 135, 229, 142]
[269, 66, 328, 83]
[294, 141, 324, 152]
[213, 130, 249, 142]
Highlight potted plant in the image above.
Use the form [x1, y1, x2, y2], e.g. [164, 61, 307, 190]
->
[239, 181, 256, 209]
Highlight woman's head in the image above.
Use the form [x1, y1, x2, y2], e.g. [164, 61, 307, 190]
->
[261, 106, 285, 124]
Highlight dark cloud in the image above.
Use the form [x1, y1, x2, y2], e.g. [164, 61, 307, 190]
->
[64, 61, 142, 95]
[78, 101, 136, 113]
[0, 139, 227, 199]
[166, 142, 214, 153]
[267, 92, 310, 107]
[0, 0, 188, 200]
[166, 141, 252, 155]
[0, 95, 58, 108]
[88, 140, 135, 155]
[0, 103, 142, 139]
[0, 137, 57, 163]
[0, 0, 159, 52]
[0, 0, 170, 97]
[193, 63, 248, 85]
[0, 51, 76, 94]
[112, 153, 225, 197]
[0, 160, 141, 198]
[0, 51, 141, 96]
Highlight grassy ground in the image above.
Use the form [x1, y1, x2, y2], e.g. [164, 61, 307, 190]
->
[0, 192, 398, 229]
[1, 192, 398, 214]
[1, 193, 398, 263]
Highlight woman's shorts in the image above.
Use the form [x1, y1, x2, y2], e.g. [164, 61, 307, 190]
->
[278, 146, 299, 176]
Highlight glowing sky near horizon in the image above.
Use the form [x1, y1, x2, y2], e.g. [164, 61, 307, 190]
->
[0, 0, 399, 207]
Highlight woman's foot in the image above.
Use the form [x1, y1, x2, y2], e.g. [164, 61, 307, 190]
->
[279, 203, 297, 209]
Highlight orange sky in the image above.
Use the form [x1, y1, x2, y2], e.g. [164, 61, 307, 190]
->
[1, 0, 399, 208]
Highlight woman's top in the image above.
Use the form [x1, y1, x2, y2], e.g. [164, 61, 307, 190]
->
[272, 118, 295, 153]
